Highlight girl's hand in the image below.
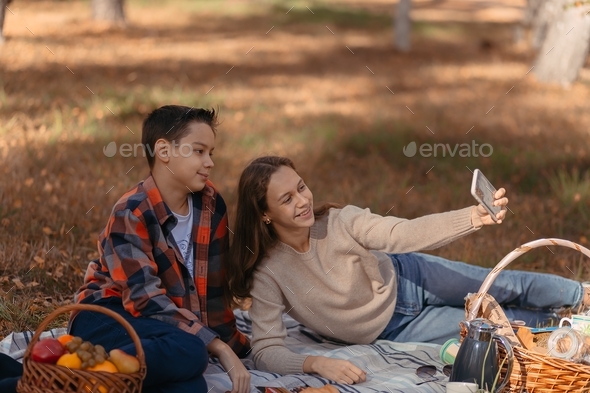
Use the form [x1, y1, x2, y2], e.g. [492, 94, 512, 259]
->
[208, 339, 251, 393]
[471, 188, 508, 227]
[218, 350, 251, 393]
[304, 356, 367, 384]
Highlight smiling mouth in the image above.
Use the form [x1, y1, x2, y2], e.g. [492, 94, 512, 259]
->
[296, 207, 311, 217]
[198, 173, 209, 178]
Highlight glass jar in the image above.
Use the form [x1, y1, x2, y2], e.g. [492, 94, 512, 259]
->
[548, 327, 590, 362]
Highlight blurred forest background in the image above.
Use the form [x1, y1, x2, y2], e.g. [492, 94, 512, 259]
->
[0, 0, 590, 337]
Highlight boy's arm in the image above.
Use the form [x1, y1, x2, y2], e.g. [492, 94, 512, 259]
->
[101, 209, 219, 346]
[205, 195, 251, 358]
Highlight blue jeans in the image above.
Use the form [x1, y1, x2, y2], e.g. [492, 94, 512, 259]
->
[0, 353, 21, 393]
[70, 297, 208, 393]
[378, 253, 584, 344]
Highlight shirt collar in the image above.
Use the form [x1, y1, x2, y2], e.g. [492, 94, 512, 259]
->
[141, 174, 216, 227]
[141, 174, 175, 227]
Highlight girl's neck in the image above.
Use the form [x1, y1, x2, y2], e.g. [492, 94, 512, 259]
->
[276, 227, 311, 253]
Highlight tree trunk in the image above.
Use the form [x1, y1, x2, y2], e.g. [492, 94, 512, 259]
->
[533, 1, 590, 86]
[394, 0, 411, 52]
[0, 0, 9, 44]
[527, 0, 551, 49]
[91, 0, 125, 24]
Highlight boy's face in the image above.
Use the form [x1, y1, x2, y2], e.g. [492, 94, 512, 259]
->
[162, 122, 215, 193]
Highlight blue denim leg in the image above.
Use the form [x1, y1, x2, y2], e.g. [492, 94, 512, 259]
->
[70, 298, 209, 393]
[378, 252, 584, 344]
[0, 353, 22, 393]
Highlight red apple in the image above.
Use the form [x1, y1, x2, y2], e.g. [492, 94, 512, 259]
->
[31, 338, 66, 364]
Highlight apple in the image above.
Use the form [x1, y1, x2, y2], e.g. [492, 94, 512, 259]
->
[31, 338, 66, 364]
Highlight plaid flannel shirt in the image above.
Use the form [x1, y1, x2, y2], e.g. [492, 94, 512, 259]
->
[74, 175, 250, 357]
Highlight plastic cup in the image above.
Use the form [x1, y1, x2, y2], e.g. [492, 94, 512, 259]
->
[446, 382, 478, 393]
[440, 338, 461, 365]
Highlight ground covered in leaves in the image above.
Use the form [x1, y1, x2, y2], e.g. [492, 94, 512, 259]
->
[1, 0, 589, 337]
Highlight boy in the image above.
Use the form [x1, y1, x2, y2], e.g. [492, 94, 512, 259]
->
[70, 105, 251, 393]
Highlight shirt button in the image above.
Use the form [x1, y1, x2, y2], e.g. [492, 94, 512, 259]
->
[189, 285, 196, 291]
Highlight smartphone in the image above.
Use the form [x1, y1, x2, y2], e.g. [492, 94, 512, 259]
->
[471, 169, 502, 222]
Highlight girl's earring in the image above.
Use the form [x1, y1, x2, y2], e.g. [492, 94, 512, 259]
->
[264, 217, 271, 225]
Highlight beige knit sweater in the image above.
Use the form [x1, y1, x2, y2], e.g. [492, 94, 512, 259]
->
[250, 205, 478, 375]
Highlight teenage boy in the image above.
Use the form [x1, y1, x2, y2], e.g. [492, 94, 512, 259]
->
[70, 105, 251, 393]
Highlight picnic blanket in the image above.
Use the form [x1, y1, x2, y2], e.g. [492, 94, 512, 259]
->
[1, 311, 448, 393]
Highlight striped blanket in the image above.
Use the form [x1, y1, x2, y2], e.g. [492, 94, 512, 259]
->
[1, 311, 447, 393]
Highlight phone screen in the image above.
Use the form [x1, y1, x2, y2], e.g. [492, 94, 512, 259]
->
[471, 169, 501, 221]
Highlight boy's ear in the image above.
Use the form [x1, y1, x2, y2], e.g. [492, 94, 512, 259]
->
[154, 139, 170, 164]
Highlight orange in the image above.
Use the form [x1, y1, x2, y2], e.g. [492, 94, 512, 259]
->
[85, 361, 118, 393]
[85, 379, 108, 393]
[87, 360, 119, 373]
[57, 334, 75, 347]
[56, 353, 82, 370]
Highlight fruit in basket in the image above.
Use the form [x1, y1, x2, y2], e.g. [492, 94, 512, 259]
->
[81, 361, 118, 393]
[65, 336, 83, 353]
[61, 336, 111, 370]
[87, 360, 118, 373]
[56, 352, 82, 369]
[31, 338, 66, 364]
[57, 334, 75, 347]
[85, 379, 109, 393]
[109, 349, 140, 374]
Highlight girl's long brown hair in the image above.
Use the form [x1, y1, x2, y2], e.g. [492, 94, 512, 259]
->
[225, 156, 340, 307]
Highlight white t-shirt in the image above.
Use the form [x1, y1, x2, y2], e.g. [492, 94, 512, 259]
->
[171, 195, 194, 278]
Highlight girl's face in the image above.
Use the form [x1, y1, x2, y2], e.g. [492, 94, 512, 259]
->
[263, 166, 314, 232]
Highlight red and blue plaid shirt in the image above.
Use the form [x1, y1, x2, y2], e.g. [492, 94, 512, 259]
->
[74, 175, 249, 357]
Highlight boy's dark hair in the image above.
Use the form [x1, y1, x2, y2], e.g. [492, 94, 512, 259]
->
[141, 105, 219, 168]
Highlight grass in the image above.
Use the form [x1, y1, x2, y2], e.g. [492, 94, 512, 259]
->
[1, 0, 590, 338]
[548, 168, 590, 215]
[272, 3, 392, 29]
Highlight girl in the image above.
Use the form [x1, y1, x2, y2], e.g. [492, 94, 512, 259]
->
[227, 156, 590, 385]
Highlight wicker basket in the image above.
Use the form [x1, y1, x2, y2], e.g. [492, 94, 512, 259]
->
[17, 304, 146, 393]
[465, 238, 590, 393]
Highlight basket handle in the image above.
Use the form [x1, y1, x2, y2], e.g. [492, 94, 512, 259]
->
[467, 238, 590, 321]
[22, 303, 145, 370]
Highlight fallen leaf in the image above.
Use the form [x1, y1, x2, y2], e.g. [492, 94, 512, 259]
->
[42, 227, 53, 235]
[13, 199, 22, 209]
[12, 278, 25, 290]
[53, 265, 64, 279]
[33, 255, 45, 268]
[24, 178, 34, 187]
